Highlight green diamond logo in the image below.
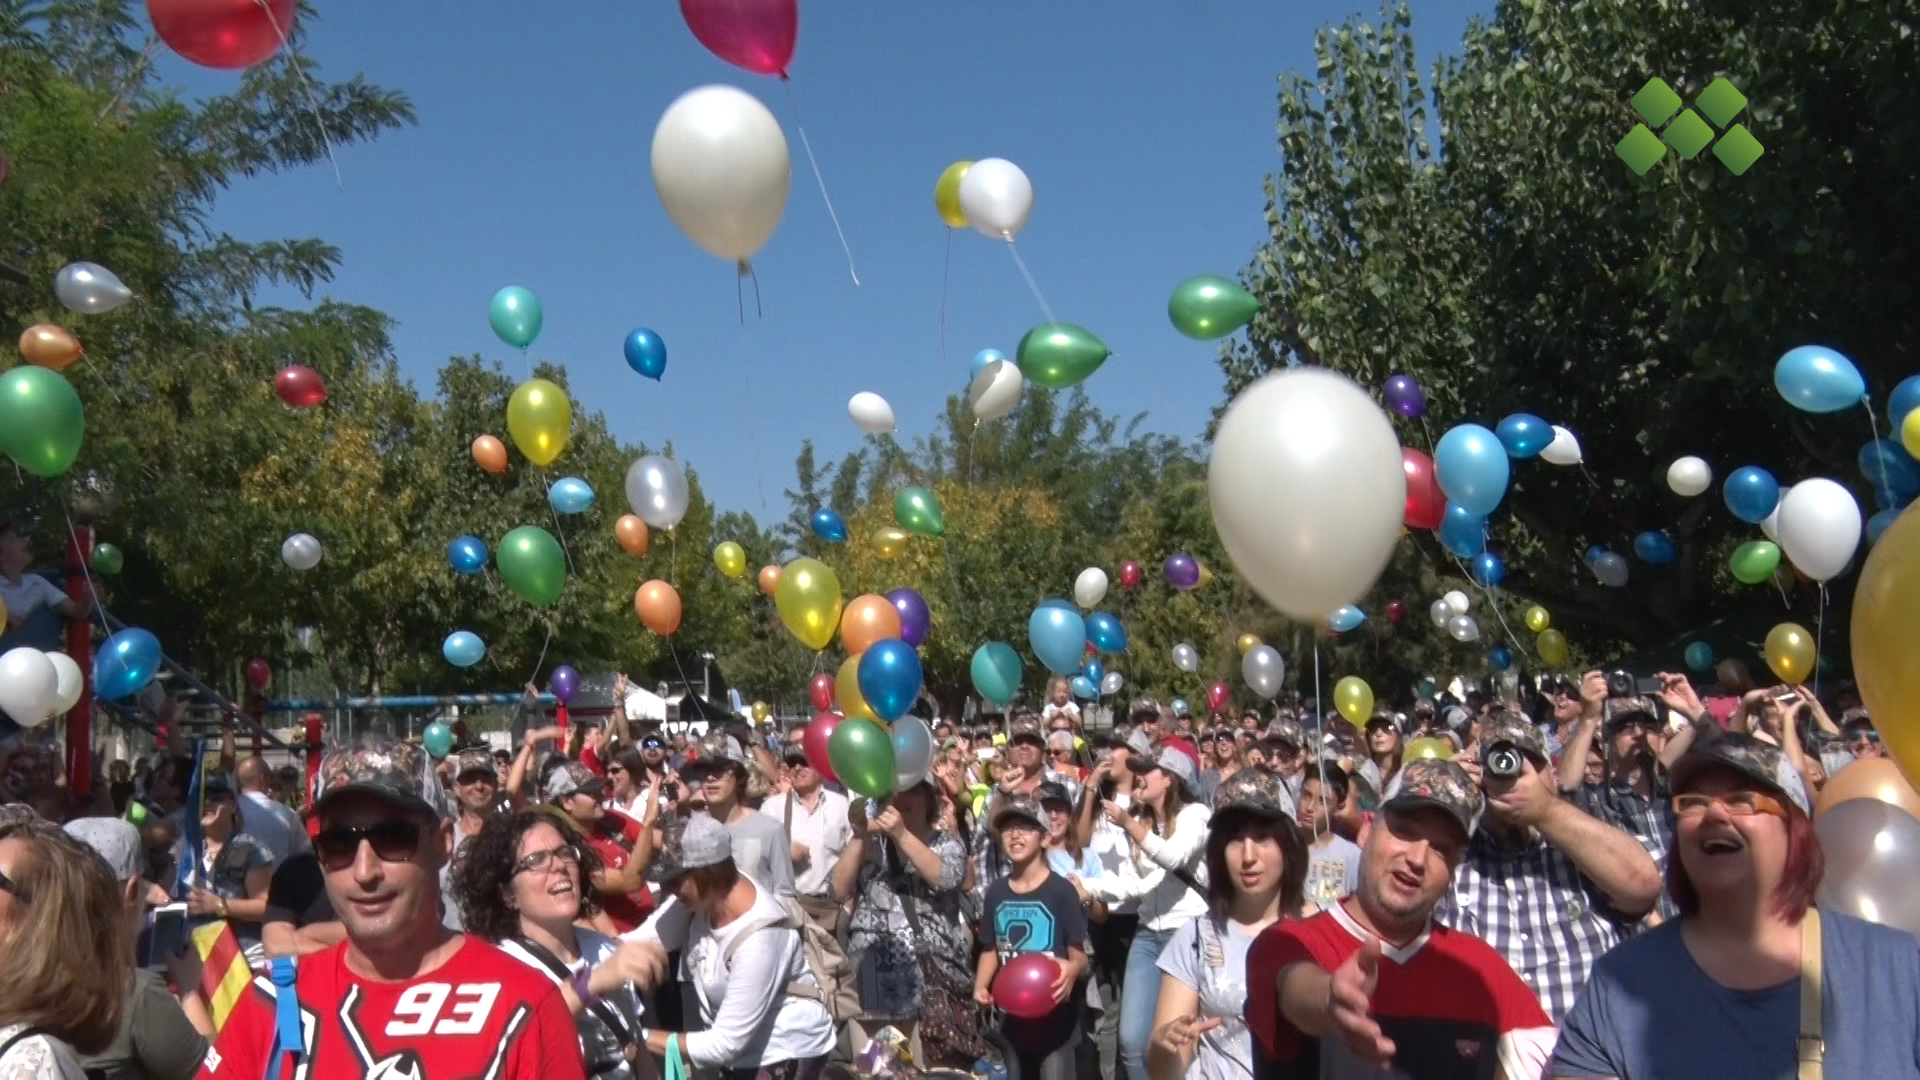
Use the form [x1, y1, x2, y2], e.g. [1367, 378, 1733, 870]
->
[1661, 109, 1716, 159]
[1631, 78, 1683, 127]
[1694, 78, 1748, 128]
[1616, 124, 1667, 176]
[1713, 123, 1765, 175]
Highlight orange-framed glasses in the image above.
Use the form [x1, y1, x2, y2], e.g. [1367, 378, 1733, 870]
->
[1672, 790, 1787, 818]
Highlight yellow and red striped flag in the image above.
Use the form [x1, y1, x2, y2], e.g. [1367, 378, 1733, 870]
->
[191, 921, 253, 1033]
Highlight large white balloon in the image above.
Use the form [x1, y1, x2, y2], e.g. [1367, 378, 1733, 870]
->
[1539, 425, 1583, 466]
[847, 392, 896, 434]
[956, 158, 1033, 240]
[54, 261, 133, 314]
[1210, 369, 1405, 620]
[1776, 478, 1862, 582]
[651, 85, 790, 264]
[1073, 567, 1109, 609]
[966, 359, 1024, 422]
[45, 651, 83, 717]
[1667, 455, 1713, 497]
[0, 648, 60, 727]
[281, 533, 322, 571]
[626, 454, 691, 530]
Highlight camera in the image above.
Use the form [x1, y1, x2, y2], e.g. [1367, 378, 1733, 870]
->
[1607, 670, 1662, 698]
[1483, 741, 1525, 780]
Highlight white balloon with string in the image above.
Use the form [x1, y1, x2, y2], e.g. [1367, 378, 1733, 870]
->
[0, 648, 59, 728]
[957, 158, 1033, 240]
[1539, 425, 1583, 466]
[651, 85, 791, 265]
[968, 358, 1024, 422]
[847, 392, 895, 434]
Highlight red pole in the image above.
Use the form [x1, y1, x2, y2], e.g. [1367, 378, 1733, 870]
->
[302, 711, 324, 809]
[62, 526, 93, 799]
[249, 692, 264, 756]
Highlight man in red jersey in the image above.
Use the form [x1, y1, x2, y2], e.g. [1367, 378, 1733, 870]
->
[1244, 759, 1556, 1080]
[198, 733, 585, 1080]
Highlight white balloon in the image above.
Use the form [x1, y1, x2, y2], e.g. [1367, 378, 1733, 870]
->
[1539, 425, 1583, 466]
[0, 648, 60, 728]
[1242, 644, 1286, 699]
[1209, 369, 1406, 621]
[1446, 614, 1481, 642]
[1592, 551, 1630, 588]
[626, 454, 691, 530]
[1429, 599, 1453, 628]
[650, 85, 790, 264]
[281, 533, 322, 571]
[1100, 671, 1125, 696]
[1777, 478, 1862, 582]
[1443, 590, 1471, 615]
[957, 157, 1033, 240]
[1172, 642, 1200, 673]
[54, 261, 132, 315]
[966, 359, 1024, 422]
[847, 392, 896, 434]
[45, 651, 83, 717]
[1762, 483, 1793, 541]
[1073, 567, 1109, 609]
[1667, 456, 1713, 497]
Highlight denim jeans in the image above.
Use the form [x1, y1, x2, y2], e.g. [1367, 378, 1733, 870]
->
[1118, 927, 1173, 1080]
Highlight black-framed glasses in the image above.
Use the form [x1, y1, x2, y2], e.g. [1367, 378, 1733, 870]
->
[315, 820, 424, 871]
[512, 843, 582, 876]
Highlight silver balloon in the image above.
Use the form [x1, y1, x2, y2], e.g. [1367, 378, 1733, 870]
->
[281, 532, 322, 571]
[1100, 671, 1124, 696]
[625, 454, 690, 530]
[1429, 599, 1453, 628]
[1447, 614, 1481, 642]
[54, 261, 132, 315]
[1242, 644, 1286, 700]
[1816, 799, 1920, 937]
[1172, 642, 1200, 673]
[891, 715, 934, 791]
[1592, 551, 1630, 588]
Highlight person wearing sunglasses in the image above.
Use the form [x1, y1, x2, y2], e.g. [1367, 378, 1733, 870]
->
[199, 734, 588, 1080]
[1554, 732, 1920, 1078]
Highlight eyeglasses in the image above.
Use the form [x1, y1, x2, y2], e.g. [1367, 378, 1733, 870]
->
[0, 866, 23, 902]
[1849, 732, 1881, 745]
[605, 765, 626, 775]
[512, 843, 582, 876]
[1673, 791, 1787, 819]
[315, 820, 425, 870]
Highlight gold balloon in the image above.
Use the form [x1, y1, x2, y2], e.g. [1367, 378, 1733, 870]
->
[934, 160, 972, 228]
[1904, 409, 1920, 460]
[1814, 758, 1920, 822]
[1402, 737, 1455, 763]
[19, 324, 82, 370]
[713, 541, 747, 579]
[506, 378, 572, 466]
[841, 593, 904, 655]
[775, 557, 843, 651]
[1536, 628, 1569, 666]
[1524, 605, 1551, 633]
[1855, 508, 1920, 782]
[836, 653, 877, 721]
[1197, 563, 1216, 588]
[1236, 633, 1262, 656]
[873, 527, 910, 559]
[614, 515, 650, 557]
[1332, 676, 1374, 724]
[757, 564, 781, 596]
[751, 700, 771, 723]
[472, 435, 509, 475]
[1763, 622, 1816, 684]
[634, 579, 682, 635]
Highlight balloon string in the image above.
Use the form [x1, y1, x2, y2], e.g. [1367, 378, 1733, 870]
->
[1006, 243, 1057, 325]
[542, 467, 577, 576]
[1312, 638, 1327, 843]
[780, 80, 859, 287]
[939, 229, 953, 370]
[1577, 463, 1636, 539]
[661, 633, 704, 707]
[1446, 548, 1531, 663]
[1813, 584, 1827, 698]
[527, 626, 553, 684]
[257, 0, 343, 190]
[737, 277, 770, 512]
[1864, 408, 1894, 506]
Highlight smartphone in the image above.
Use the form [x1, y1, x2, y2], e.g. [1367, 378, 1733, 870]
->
[142, 902, 189, 970]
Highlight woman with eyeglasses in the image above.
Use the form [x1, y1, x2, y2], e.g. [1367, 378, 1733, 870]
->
[1553, 733, 1920, 1078]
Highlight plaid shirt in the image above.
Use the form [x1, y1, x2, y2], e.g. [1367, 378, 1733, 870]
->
[969, 768, 1081, 901]
[1570, 775, 1679, 923]
[1435, 826, 1628, 1024]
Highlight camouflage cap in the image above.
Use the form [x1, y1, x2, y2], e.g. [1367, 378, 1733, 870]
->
[1478, 710, 1550, 764]
[1382, 758, 1483, 839]
[1267, 719, 1305, 750]
[1129, 697, 1160, 719]
[315, 733, 441, 818]
[1213, 767, 1295, 820]
[543, 761, 607, 801]
[646, 811, 733, 884]
[1008, 716, 1046, 745]
[1669, 731, 1811, 815]
[685, 731, 749, 776]
[1604, 696, 1664, 728]
[1034, 780, 1074, 808]
[991, 795, 1047, 831]
[451, 747, 498, 780]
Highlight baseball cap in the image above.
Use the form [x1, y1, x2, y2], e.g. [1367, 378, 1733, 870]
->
[1129, 697, 1159, 720]
[451, 748, 497, 780]
[1441, 704, 1472, 733]
[314, 733, 443, 819]
[65, 817, 141, 881]
[1479, 711, 1550, 764]
[647, 812, 733, 883]
[1669, 731, 1811, 815]
[1268, 719, 1305, 750]
[1604, 696, 1664, 728]
[1125, 727, 1154, 756]
[686, 732, 749, 777]
[1136, 746, 1198, 793]
[1212, 768, 1295, 822]
[1008, 717, 1046, 746]
[991, 795, 1047, 831]
[1382, 758, 1483, 839]
[544, 761, 607, 801]
[1034, 781, 1074, 809]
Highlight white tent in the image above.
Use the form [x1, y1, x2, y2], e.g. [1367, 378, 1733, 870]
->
[620, 686, 669, 723]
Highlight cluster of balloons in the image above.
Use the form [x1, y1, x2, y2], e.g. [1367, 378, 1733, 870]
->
[1426, 590, 1482, 643]
[1524, 605, 1570, 666]
[0, 647, 86, 728]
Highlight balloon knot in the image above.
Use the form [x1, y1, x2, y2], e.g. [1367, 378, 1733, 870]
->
[736, 260, 752, 278]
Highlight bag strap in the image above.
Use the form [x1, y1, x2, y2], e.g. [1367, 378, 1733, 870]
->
[269, 955, 302, 1080]
[0, 1028, 44, 1062]
[513, 938, 638, 1047]
[1798, 907, 1824, 1080]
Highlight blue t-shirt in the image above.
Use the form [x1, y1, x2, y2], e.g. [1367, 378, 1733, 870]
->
[981, 870, 1087, 1055]
[1552, 910, 1920, 1078]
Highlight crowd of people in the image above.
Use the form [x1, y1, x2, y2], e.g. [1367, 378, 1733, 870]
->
[0, 663, 1915, 1080]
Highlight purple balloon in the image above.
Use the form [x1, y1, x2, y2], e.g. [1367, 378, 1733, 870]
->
[1164, 552, 1200, 590]
[888, 587, 931, 647]
[1383, 373, 1426, 418]
[550, 664, 579, 704]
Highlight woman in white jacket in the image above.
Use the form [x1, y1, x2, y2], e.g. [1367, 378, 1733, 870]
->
[1074, 747, 1210, 1080]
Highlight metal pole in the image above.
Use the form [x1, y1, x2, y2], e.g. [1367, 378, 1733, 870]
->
[62, 526, 94, 797]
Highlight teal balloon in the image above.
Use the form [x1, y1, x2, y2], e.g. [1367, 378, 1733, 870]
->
[971, 642, 1023, 705]
[1016, 323, 1110, 390]
[443, 631, 486, 667]
[828, 716, 897, 799]
[0, 366, 85, 478]
[1070, 675, 1097, 699]
[423, 722, 454, 759]
[1774, 345, 1864, 413]
[1029, 604, 1087, 675]
[489, 285, 543, 349]
[1684, 640, 1715, 672]
[548, 477, 596, 514]
[497, 525, 567, 606]
[857, 639, 922, 722]
[1167, 274, 1258, 340]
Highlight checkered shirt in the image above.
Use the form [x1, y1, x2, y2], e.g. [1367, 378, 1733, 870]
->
[1570, 775, 1679, 924]
[969, 767, 1080, 900]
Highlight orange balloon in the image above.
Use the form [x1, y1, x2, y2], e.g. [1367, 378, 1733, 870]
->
[19, 324, 82, 370]
[635, 579, 682, 635]
[840, 593, 904, 654]
[472, 435, 509, 474]
[1814, 757, 1920, 822]
[757, 564, 781, 596]
[615, 515, 650, 557]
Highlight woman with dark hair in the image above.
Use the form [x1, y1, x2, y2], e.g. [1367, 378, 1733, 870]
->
[1554, 733, 1920, 1077]
[1147, 770, 1304, 1080]
[1354, 711, 1405, 803]
[450, 809, 651, 1079]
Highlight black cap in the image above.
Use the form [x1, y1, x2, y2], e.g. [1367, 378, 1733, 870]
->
[1034, 781, 1073, 808]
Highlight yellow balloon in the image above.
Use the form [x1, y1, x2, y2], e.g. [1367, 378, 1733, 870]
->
[836, 653, 877, 721]
[751, 700, 770, 723]
[1764, 621, 1816, 684]
[1524, 605, 1551, 633]
[1904, 409, 1920, 459]
[1333, 676, 1374, 724]
[505, 378, 571, 466]
[713, 541, 747, 579]
[1236, 633, 1262, 656]
[935, 160, 972, 228]
[873, 527, 910, 559]
[1403, 737, 1455, 763]
[1197, 563, 1216, 588]
[775, 557, 843, 651]
[1537, 628, 1569, 666]
[1857, 508, 1920, 782]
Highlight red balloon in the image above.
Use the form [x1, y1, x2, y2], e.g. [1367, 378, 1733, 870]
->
[679, 0, 796, 77]
[808, 672, 835, 712]
[245, 658, 271, 690]
[1385, 599, 1407, 625]
[148, 0, 294, 69]
[992, 952, 1062, 1019]
[274, 365, 328, 408]
[1401, 447, 1445, 530]
[1206, 680, 1231, 712]
[1119, 560, 1143, 589]
[803, 711, 843, 783]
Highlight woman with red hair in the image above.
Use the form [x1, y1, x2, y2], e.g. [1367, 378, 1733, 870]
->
[1552, 733, 1920, 1077]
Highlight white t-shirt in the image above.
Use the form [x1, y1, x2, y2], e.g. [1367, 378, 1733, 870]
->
[240, 790, 308, 863]
[499, 930, 646, 1079]
[1156, 915, 1263, 1080]
[1041, 701, 1081, 728]
[0, 576, 65, 625]
[759, 788, 852, 898]
[0, 1025, 85, 1080]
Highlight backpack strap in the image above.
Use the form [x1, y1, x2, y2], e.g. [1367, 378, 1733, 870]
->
[269, 955, 302, 1080]
[512, 937, 639, 1047]
[718, 912, 828, 1004]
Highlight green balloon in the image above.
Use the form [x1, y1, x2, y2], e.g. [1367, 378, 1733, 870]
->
[497, 525, 567, 606]
[1729, 540, 1782, 585]
[91, 543, 124, 576]
[894, 486, 946, 538]
[1016, 322, 1110, 390]
[1168, 274, 1259, 340]
[828, 716, 897, 799]
[0, 366, 85, 478]
[489, 285, 543, 350]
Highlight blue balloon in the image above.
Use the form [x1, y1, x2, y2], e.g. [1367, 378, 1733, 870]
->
[811, 509, 848, 543]
[1585, 545, 1609, 565]
[1495, 413, 1552, 458]
[1039, 597, 1076, 611]
[1028, 605, 1088, 675]
[970, 642, 1022, 705]
[1070, 676, 1098, 700]
[1878, 486, 1916, 512]
[1433, 424, 1510, 515]
[857, 638, 923, 722]
[93, 628, 162, 700]
[1684, 640, 1715, 672]
[1774, 345, 1866, 413]
[1082, 660, 1105, 687]
[1858, 439, 1920, 498]
[1439, 503, 1487, 558]
[442, 631, 486, 668]
[1632, 530, 1677, 565]
[447, 535, 488, 575]
[1488, 644, 1512, 671]
[1086, 610, 1128, 652]
[1890, 375, 1920, 429]
[1472, 551, 1506, 586]
[1868, 508, 1901, 545]
[1170, 697, 1190, 715]
[548, 477, 595, 515]
[971, 348, 1006, 379]
[623, 328, 667, 380]
[1328, 605, 1366, 632]
[1722, 466, 1780, 524]
[422, 722, 454, 759]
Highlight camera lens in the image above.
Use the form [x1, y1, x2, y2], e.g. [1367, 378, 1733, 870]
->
[1606, 671, 1636, 698]
[1484, 744, 1523, 779]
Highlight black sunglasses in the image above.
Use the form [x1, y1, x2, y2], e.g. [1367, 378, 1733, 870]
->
[315, 820, 424, 871]
[0, 866, 22, 902]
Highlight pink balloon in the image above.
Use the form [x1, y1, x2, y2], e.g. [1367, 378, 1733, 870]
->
[245, 658, 271, 690]
[679, 0, 796, 77]
[992, 952, 1061, 1019]
[803, 710, 842, 783]
[1119, 560, 1143, 589]
[808, 672, 835, 712]
[1207, 680, 1231, 712]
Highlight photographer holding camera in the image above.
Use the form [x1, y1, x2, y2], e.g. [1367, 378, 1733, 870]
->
[1436, 711, 1662, 1023]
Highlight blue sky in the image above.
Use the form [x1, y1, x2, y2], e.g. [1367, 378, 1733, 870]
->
[162, 0, 1489, 518]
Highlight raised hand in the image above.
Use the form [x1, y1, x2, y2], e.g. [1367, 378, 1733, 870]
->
[1327, 937, 1395, 1067]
